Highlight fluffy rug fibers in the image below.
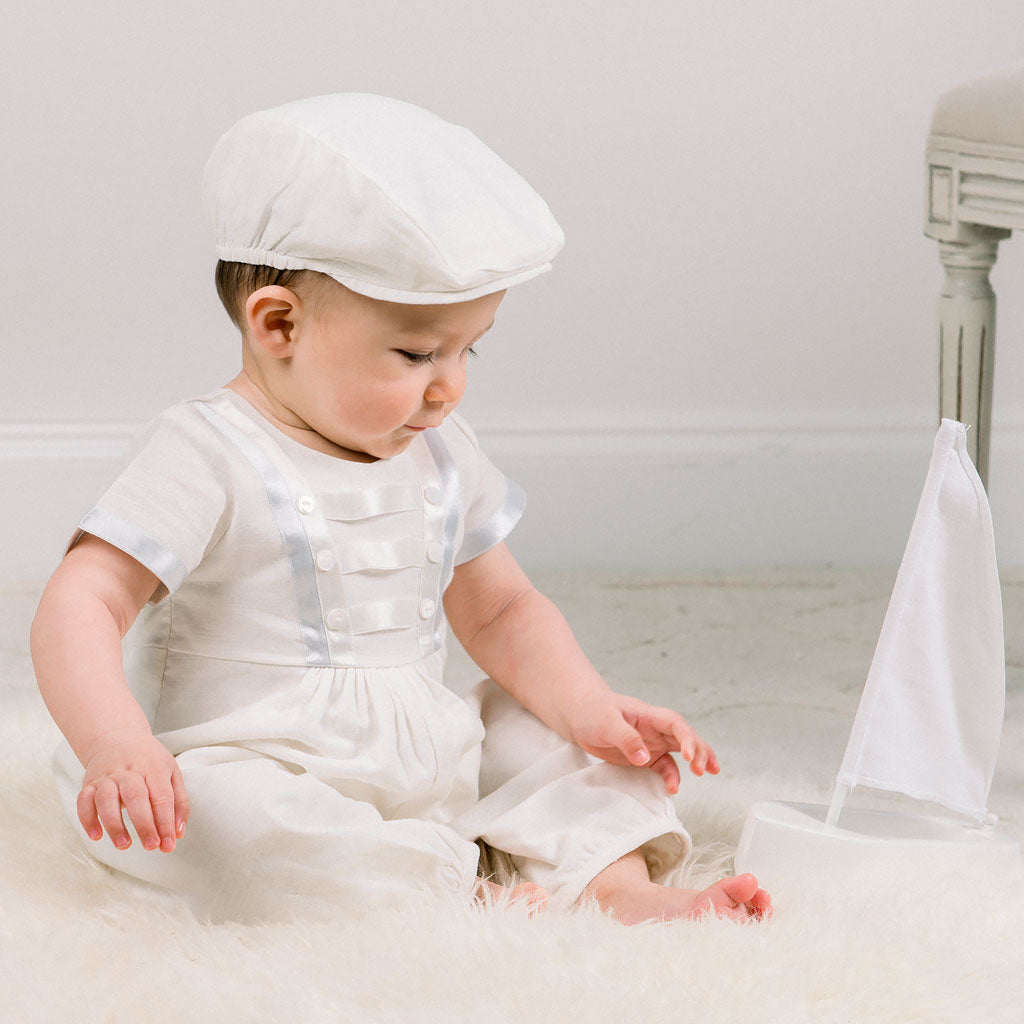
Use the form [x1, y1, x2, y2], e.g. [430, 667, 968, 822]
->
[3, 573, 1023, 1023]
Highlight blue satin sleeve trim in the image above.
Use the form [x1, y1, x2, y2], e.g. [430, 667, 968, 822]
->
[455, 479, 527, 566]
[75, 508, 189, 595]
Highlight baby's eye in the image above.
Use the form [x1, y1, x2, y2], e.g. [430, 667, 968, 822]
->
[399, 350, 434, 364]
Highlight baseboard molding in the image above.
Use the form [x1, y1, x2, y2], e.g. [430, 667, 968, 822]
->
[5, 419, 1023, 585]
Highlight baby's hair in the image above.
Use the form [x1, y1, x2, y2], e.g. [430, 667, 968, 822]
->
[214, 261, 330, 332]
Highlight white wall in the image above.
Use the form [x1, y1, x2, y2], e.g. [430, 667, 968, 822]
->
[4, 1, 1024, 583]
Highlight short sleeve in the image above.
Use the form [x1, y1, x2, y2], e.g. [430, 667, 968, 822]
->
[441, 413, 526, 566]
[69, 403, 232, 602]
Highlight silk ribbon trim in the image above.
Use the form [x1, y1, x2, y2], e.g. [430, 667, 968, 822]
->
[320, 485, 423, 521]
[75, 508, 189, 594]
[190, 400, 331, 667]
[347, 598, 419, 635]
[424, 430, 461, 648]
[336, 537, 423, 575]
[456, 479, 527, 566]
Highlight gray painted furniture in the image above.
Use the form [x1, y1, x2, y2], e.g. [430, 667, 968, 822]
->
[925, 67, 1024, 484]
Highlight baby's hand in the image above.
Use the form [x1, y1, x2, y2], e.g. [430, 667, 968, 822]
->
[566, 694, 720, 794]
[78, 730, 189, 853]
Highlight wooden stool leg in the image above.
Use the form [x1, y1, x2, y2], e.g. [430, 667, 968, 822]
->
[937, 238, 1001, 485]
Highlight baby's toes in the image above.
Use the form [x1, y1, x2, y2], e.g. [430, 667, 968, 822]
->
[511, 882, 548, 914]
[689, 875, 767, 921]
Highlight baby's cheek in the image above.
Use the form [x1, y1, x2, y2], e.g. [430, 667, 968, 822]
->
[353, 386, 407, 422]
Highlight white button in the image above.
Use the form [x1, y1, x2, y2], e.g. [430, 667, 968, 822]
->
[316, 550, 336, 571]
[418, 599, 436, 619]
[326, 609, 347, 630]
[423, 485, 442, 506]
[296, 494, 316, 515]
[427, 542, 443, 563]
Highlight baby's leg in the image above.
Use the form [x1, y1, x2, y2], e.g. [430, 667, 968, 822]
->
[583, 849, 771, 924]
[474, 876, 548, 913]
[54, 742, 482, 921]
[463, 681, 691, 908]
[465, 682, 769, 920]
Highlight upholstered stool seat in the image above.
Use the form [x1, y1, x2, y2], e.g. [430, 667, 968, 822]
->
[925, 67, 1024, 484]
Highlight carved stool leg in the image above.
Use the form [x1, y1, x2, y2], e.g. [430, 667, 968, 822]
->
[937, 239, 1001, 485]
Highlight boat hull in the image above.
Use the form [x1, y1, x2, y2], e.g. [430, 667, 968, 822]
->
[735, 799, 1020, 890]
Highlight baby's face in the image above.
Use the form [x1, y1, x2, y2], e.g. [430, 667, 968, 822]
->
[282, 283, 503, 460]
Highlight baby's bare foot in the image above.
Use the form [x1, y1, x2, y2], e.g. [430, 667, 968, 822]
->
[475, 877, 548, 914]
[682, 874, 772, 922]
[592, 873, 771, 925]
[584, 851, 771, 925]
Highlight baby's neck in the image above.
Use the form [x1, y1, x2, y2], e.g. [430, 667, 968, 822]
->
[223, 372, 378, 463]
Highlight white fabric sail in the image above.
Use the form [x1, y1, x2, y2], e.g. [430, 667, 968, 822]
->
[834, 419, 1005, 823]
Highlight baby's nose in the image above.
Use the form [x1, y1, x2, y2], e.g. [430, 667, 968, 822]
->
[426, 365, 465, 404]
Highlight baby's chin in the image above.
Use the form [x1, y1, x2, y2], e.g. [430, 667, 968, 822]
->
[327, 422, 434, 461]
[354, 432, 420, 461]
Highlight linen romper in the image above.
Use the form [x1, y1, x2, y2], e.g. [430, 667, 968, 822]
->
[53, 389, 690, 921]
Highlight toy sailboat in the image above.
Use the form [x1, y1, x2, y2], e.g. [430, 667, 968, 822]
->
[735, 419, 1020, 888]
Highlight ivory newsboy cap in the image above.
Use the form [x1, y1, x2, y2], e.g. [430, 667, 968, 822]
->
[203, 93, 564, 304]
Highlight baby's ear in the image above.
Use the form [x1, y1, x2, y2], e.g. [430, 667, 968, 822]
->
[245, 285, 300, 357]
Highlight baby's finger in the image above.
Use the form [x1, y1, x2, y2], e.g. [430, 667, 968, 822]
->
[117, 776, 162, 852]
[603, 709, 651, 766]
[687, 738, 720, 776]
[688, 739, 708, 775]
[649, 753, 680, 794]
[667, 717, 698, 762]
[93, 777, 132, 850]
[618, 725, 651, 767]
[170, 765, 190, 842]
[76, 785, 104, 842]
[147, 776, 179, 853]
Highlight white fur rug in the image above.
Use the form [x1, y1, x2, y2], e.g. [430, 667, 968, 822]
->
[4, 573, 1023, 1024]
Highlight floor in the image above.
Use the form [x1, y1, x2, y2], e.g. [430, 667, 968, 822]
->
[6, 570, 1023, 1023]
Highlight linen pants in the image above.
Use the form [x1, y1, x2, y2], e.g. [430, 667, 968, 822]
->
[54, 681, 690, 922]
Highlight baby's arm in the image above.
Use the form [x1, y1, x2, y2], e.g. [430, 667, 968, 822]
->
[444, 543, 719, 793]
[30, 535, 188, 852]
